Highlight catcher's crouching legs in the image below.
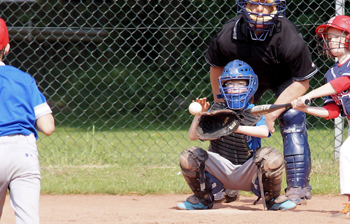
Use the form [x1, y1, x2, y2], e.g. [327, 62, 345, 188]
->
[177, 146, 214, 210]
[253, 146, 297, 211]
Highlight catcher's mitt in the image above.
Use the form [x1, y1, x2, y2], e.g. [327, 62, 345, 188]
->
[195, 109, 243, 140]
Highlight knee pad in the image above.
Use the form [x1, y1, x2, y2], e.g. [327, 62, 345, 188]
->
[253, 146, 284, 200]
[278, 109, 311, 188]
[179, 146, 211, 197]
[180, 146, 208, 175]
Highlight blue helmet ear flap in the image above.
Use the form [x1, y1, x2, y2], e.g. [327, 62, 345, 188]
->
[219, 60, 258, 110]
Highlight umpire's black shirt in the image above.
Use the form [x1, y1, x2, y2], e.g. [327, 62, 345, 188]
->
[205, 15, 317, 100]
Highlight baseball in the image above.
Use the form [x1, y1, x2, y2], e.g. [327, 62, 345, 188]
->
[189, 102, 202, 115]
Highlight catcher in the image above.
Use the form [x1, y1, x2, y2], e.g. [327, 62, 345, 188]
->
[177, 60, 296, 210]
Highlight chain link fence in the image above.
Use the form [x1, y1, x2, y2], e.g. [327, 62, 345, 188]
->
[1, 0, 348, 165]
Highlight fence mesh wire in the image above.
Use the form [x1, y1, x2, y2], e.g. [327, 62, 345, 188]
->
[1, 0, 348, 165]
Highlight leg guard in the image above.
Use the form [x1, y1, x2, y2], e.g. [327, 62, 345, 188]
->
[179, 146, 213, 207]
[278, 109, 311, 189]
[253, 146, 285, 201]
[254, 146, 296, 210]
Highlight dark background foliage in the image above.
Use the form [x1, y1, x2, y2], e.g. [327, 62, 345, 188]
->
[0, 0, 346, 129]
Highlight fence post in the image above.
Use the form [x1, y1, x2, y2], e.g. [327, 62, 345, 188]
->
[336, 0, 344, 15]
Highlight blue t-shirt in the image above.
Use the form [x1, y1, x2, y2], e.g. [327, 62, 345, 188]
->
[244, 103, 270, 151]
[0, 65, 51, 139]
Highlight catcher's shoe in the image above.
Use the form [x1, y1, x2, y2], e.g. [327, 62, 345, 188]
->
[303, 183, 312, 200]
[285, 187, 307, 205]
[214, 189, 240, 203]
[214, 190, 225, 202]
[266, 198, 297, 211]
[223, 189, 240, 203]
[340, 203, 350, 214]
[177, 195, 214, 210]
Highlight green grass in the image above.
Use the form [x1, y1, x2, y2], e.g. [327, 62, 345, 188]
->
[41, 165, 188, 195]
[38, 127, 343, 196]
[40, 162, 340, 196]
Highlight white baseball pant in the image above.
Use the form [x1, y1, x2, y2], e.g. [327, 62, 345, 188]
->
[340, 120, 350, 195]
[0, 134, 41, 224]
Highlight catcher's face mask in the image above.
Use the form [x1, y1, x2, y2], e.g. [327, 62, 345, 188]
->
[219, 60, 258, 110]
[225, 80, 248, 93]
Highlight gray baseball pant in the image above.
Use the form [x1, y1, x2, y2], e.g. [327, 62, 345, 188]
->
[205, 151, 258, 191]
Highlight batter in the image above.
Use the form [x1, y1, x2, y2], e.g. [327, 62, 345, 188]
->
[291, 15, 350, 216]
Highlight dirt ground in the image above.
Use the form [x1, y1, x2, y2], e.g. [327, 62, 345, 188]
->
[0, 194, 349, 224]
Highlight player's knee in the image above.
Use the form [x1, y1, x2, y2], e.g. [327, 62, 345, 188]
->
[180, 146, 208, 173]
[278, 108, 306, 128]
[253, 146, 284, 178]
[253, 146, 284, 199]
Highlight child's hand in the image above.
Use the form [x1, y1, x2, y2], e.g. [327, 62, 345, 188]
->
[295, 96, 310, 108]
[291, 97, 310, 110]
[194, 98, 210, 113]
[291, 99, 299, 109]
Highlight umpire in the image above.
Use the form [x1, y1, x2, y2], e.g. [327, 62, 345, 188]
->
[205, 0, 317, 205]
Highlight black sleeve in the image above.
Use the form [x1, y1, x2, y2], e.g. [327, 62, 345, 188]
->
[205, 16, 242, 68]
[282, 31, 317, 81]
[205, 33, 228, 68]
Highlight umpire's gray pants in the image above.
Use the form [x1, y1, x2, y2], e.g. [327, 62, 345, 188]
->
[205, 151, 257, 191]
[0, 134, 41, 224]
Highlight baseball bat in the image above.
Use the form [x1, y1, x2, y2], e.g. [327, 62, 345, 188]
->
[246, 99, 311, 115]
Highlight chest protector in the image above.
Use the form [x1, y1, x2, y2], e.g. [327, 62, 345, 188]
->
[208, 103, 262, 165]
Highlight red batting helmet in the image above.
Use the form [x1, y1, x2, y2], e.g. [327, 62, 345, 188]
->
[0, 18, 9, 50]
[316, 15, 350, 50]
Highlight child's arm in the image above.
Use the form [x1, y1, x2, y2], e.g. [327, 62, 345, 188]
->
[291, 101, 329, 118]
[291, 100, 340, 119]
[36, 113, 55, 136]
[188, 98, 210, 141]
[296, 76, 350, 107]
[234, 125, 269, 138]
[295, 83, 336, 107]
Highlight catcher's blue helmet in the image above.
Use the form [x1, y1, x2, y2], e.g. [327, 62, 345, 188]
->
[237, 0, 286, 41]
[219, 60, 258, 110]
